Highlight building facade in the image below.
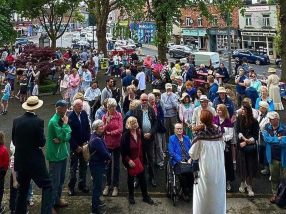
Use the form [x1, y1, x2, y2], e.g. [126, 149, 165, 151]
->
[239, 4, 278, 59]
[180, 6, 240, 52]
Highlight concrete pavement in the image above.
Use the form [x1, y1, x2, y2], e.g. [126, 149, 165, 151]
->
[1, 194, 285, 214]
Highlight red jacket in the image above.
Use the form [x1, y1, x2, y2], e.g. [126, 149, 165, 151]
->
[102, 111, 123, 149]
[0, 145, 9, 171]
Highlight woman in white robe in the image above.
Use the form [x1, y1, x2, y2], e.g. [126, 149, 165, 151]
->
[189, 109, 226, 214]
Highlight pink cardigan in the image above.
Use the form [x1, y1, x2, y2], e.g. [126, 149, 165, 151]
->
[102, 111, 123, 149]
[69, 74, 80, 88]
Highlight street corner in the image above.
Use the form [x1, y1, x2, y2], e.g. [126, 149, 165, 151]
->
[226, 198, 285, 214]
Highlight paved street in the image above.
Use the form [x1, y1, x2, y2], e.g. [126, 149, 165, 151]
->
[1, 67, 286, 213]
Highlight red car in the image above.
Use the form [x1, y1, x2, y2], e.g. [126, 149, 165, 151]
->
[111, 46, 134, 56]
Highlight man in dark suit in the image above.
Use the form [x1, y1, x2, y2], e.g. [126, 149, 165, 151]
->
[131, 93, 158, 187]
[12, 96, 52, 214]
[68, 99, 91, 196]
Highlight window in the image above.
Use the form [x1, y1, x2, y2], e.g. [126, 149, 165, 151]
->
[245, 15, 252, 26]
[263, 15, 270, 26]
[185, 17, 193, 26]
[197, 17, 202, 27]
[212, 15, 218, 27]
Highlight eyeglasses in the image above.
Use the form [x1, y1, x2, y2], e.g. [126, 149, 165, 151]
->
[155, 95, 160, 97]
[239, 70, 244, 71]
[141, 99, 148, 101]
[251, 76, 256, 78]
[175, 128, 183, 130]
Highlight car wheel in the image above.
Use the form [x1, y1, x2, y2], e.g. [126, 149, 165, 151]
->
[235, 57, 240, 61]
[170, 52, 174, 58]
[138, 43, 142, 47]
[278, 61, 282, 68]
[255, 59, 261, 65]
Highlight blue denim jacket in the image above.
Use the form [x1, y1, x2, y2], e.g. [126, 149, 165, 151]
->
[263, 122, 286, 168]
[168, 135, 191, 167]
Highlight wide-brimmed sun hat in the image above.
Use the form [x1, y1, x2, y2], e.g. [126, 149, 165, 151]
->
[152, 89, 161, 95]
[180, 92, 190, 101]
[216, 87, 227, 93]
[199, 95, 210, 102]
[22, 96, 43, 111]
[268, 68, 276, 73]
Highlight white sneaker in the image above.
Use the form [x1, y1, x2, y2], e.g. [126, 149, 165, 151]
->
[239, 182, 248, 193]
[261, 167, 270, 175]
[226, 181, 231, 191]
[247, 185, 254, 197]
[103, 186, 109, 196]
[112, 187, 118, 197]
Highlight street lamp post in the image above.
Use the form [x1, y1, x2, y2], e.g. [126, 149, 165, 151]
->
[92, 25, 95, 49]
[227, 12, 232, 75]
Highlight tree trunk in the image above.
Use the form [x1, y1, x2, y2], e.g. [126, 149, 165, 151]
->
[280, 0, 286, 82]
[97, 25, 107, 56]
[51, 36, 57, 49]
[156, 15, 167, 63]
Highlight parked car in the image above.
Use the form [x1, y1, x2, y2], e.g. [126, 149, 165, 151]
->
[72, 41, 91, 50]
[15, 38, 33, 48]
[72, 33, 81, 43]
[111, 46, 134, 56]
[232, 49, 270, 65]
[86, 33, 97, 43]
[275, 57, 282, 68]
[169, 45, 193, 58]
[166, 42, 175, 53]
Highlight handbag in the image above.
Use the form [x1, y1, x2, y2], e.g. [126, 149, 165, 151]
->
[128, 136, 144, 177]
[60, 79, 68, 89]
[243, 143, 256, 154]
[179, 162, 193, 174]
[82, 142, 96, 162]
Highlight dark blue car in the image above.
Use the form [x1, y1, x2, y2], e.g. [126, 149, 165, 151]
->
[232, 49, 270, 65]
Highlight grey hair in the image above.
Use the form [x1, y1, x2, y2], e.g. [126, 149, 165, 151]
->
[184, 63, 190, 68]
[92, 119, 104, 131]
[107, 98, 117, 109]
[148, 93, 155, 100]
[244, 79, 250, 87]
[126, 69, 131, 75]
[174, 123, 183, 130]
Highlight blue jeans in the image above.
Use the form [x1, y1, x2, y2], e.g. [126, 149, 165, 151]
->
[90, 164, 105, 212]
[27, 181, 33, 201]
[49, 159, 67, 206]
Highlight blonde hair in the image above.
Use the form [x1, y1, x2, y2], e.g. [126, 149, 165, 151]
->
[243, 97, 252, 106]
[126, 116, 138, 130]
[260, 85, 268, 92]
[127, 85, 136, 92]
[73, 92, 84, 101]
[217, 104, 229, 119]
[129, 100, 141, 111]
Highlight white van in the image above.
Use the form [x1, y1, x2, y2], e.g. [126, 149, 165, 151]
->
[72, 33, 81, 43]
[193, 52, 220, 69]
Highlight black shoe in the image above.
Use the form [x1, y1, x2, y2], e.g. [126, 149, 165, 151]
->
[92, 207, 106, 214]
[79, 186, 89, 193]
[99, 199, 105, 207]
[149, 178, 157, 187]
[128, 197, 135, 204]
[68, 188, 75, 196]
[134, 179, 139, 189]
[143, 196, 154, 205]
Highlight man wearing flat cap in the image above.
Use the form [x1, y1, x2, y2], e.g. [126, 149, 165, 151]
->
[47, 100, 71, 214]
[263, 111, 286, 204]
[192, 95, 215, 127]
[12, 96, 53, 214]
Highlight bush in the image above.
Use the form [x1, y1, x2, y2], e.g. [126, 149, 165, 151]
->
[39, 78, 56, 93]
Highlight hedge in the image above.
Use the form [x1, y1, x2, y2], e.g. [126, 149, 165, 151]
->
[39, 78, 56, 93]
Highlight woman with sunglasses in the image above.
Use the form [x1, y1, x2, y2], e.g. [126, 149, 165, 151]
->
[250, 72, 262, 97]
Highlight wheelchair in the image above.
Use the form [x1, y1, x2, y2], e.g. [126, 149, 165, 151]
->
[165, 160, 181, 206]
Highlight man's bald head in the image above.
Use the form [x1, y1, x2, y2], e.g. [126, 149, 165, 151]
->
[73, 99, 83, 114]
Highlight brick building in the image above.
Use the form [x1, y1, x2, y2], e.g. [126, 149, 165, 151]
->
[180, 6, 240, 52]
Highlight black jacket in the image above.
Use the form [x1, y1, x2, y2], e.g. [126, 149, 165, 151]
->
[12, 112, 46, 171]
[131, 105, 157, 141]
[120, 129, 146, 168]
[68, 110, 91, 151]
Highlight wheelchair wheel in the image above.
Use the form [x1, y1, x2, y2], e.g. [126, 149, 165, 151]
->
[172, 174, 181, 206]
[165, 161, 171, 198]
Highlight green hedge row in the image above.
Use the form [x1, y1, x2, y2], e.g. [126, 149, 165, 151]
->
[39, 78, 56, 93]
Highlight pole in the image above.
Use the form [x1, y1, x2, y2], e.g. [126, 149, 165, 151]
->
[93, 25, 95, 49]
[227, 12, 232, 75]
[197, 29, 200, 51]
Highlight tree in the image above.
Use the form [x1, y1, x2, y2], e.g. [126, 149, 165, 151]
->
[73, 10, 86, 24]
[279, 0, 286, 81]
[16, 0, 80, 49]
[268, 0, 279, 4]
[0, 0, 17, 46]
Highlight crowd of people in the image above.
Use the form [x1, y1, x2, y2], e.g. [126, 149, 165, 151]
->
[0, 46, 286, 214]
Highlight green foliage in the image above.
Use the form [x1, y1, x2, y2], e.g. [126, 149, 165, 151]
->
[268, 0, 279, 4]
[39, 80, 56, 94]
[0, 0, 17, 46]
[73, 11, 86, 24]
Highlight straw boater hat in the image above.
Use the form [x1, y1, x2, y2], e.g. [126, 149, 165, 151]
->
[180, 92, 190, 101]
[268, 68, 276, 73]
[199, 95, 210, 102]
[152, 89, 161, 95]
[22, 96, 43, 111]
[216, 87, 227, 93]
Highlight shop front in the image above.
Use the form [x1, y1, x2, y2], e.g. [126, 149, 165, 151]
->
[181, 28, 207, 50]
[241, 31, 276, 59]
[207, 28, 240, 52]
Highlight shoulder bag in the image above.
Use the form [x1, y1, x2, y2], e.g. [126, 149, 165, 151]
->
[60, 79, 68, 89]
[179, 162, 193, 174]
[128, 136, 144, 177]
[82, 141, 96, 162]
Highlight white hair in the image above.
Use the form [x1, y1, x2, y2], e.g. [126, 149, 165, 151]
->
[184, 63, 190, 68]
[92, 119, 103, 131]
[148, 93, 155, 100]
[126, 69, 131, 75]
[244, 79, 250, 87]
[107, 98, 117, 109]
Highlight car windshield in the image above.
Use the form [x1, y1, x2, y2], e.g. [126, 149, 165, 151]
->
[183, 46, 192, 51]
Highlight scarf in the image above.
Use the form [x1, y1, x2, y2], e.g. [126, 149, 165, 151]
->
[212, 116, 233, 133]
[192, 126, 223, 144]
